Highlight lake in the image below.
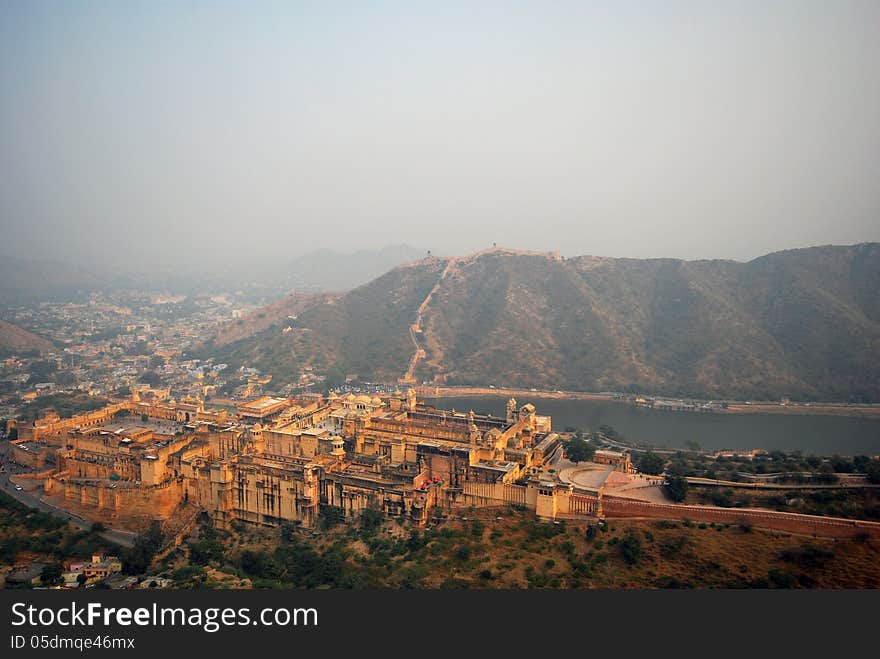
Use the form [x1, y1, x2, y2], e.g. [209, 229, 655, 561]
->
[424, 396, 880, 456]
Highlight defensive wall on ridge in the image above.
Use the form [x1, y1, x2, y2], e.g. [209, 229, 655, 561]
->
[440, 479, 880, 539]
[601, 495, 880, 539]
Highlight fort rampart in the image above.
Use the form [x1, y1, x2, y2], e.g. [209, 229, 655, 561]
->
[601, 495, 880, 539]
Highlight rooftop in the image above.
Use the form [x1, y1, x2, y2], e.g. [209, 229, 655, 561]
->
[239, 396, 287, 411]
[472, 460, 519, 473]
[15, 441, 43, 451]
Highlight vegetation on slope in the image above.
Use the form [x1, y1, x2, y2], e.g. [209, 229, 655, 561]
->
[156, 508, 880, 589]
[196, 258, 446, 384]
[0, 492, 119, 571]
[202, 244, 880, 401]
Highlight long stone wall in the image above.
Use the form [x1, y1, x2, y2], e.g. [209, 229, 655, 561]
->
[11, 468, 56, 481]
[366, 418, 471, 443]
[461, 481, 528, 505]
[568, 493, 600, 516]
[127, 401, 178, 421]
[451, 481, 529, 508]
[601, 495, 880, 539]
[10, 440, 50, 470]
[30, 402, 129, 442]
[44, 477, 182, 525]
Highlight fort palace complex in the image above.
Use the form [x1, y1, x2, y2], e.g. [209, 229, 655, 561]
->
[10, 387, 880, 541]
[9, 389, 602, 530]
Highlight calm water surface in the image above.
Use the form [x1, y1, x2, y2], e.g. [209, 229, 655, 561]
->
[425, 396, 880, 455]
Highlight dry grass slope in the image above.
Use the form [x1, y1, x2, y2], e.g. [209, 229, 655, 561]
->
[0, 319, 55, 355]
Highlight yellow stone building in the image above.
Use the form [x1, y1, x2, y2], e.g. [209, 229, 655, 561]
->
[31, 391, 594, 531]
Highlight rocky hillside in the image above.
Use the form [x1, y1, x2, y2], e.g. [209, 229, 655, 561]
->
[208, 292, 337, 348]
[198, 243, 880, 402]
[0, 319, 55, 356]
[196, 258, 446, 385]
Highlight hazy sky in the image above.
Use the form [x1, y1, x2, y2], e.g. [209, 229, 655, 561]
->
[1, 1, 879, 270]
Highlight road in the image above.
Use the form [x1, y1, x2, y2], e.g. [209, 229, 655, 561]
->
[0, 446, 137, 548]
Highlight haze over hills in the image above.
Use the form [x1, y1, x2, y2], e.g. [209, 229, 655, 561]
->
[197, 243, 880, 402]
[0, 245, 425, 305]
[252, 245, 427, 296]
[288, 245, 427, 292]
[0, 255, 106, 305]
[0, 318, 55, 356]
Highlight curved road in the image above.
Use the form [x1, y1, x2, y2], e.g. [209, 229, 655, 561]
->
[0, 455, 136, 548]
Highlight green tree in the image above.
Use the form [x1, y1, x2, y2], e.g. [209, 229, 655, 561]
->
[320, 505, 345, 529]
[816, 463, 838, 484]
[563, 436, 596, 463]
[359, 508, 385, 537]
[188, 537, 225, 566]
[239, 550, 281, 580]
[138, 371, 162, 387]
[323, 365, 347, 392]
[618, 531, 643, 566]
[636, 451, 665, 475]
[805, 455, 822, 469]
[54, 371, 77, 386]
[865, 459, 880, 484]
[122, 521, 164, 574]
[710, 488, 733, 507]
[40, 563, 64, 586]
[28, 360, 57, 380]
[665, 475, 689, 502]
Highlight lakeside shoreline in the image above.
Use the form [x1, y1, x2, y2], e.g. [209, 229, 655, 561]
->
[423, 386, 880, 418]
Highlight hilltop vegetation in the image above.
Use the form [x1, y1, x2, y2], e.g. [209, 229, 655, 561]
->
[200, 243, 880, 401]
[157, 508, 880, 589]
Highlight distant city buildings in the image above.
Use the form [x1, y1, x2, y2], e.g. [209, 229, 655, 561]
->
[0, 292, 256, 417]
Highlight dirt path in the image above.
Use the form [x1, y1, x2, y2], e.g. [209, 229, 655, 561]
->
[400, 248, 565, 385]
[401, 257, 458, 383]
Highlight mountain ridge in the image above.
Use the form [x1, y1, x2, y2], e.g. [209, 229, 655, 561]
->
[197, 243, 880, 402]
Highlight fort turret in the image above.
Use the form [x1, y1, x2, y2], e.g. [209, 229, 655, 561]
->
[506, 398, 517, 424]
